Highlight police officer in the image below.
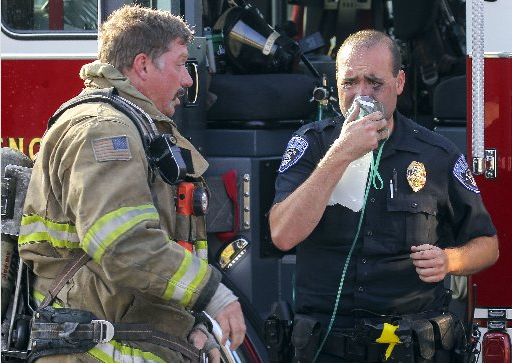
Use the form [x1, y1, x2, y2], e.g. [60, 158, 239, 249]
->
[19, 5, 245, 363]
[269, 30, 498, 362]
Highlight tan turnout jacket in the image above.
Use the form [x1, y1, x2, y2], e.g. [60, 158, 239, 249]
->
[19, 62, 220, 363]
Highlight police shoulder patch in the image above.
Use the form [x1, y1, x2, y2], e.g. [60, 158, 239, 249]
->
[452, 155, 479, 193]
[278, 135, 309, 173]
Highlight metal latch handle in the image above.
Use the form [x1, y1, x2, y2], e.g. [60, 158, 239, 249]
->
[92, 320, 115, 343]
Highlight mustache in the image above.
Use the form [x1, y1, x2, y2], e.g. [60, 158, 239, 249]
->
[176, 88, 186, 98]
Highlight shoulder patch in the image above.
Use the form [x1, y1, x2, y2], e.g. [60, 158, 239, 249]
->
[278, 135, 309, 173]
[92, 135, 132, 162]
[452, 155, 479, 193]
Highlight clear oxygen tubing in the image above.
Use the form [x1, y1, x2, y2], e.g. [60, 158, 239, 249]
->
[312, 134, 389, 363]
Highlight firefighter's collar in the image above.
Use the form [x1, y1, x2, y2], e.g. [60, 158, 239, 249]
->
[81, 62, 164, 119]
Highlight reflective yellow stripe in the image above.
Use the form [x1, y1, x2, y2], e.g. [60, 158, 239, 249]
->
[18, 214, 79, 248]
[82, 205, 159, 263]
[89, 340, 166, 363]
[163, 249, 192, 300]
[33, 290, 165, 363]
[33, 289, 63, 308]
[182, 256, 208, 307]
[162, 248, 208, 307]
[194, 240, 208, 261]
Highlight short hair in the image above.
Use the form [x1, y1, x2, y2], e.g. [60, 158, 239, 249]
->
[98, 5, 194, 72]
[336, 29, 402, 77]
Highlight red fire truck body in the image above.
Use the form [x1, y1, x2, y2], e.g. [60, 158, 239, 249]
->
[2, 36, 95, 158]
[466, 1, 512, 361]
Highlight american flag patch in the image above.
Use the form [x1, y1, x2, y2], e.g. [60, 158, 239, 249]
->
[92, 136, 132, 162]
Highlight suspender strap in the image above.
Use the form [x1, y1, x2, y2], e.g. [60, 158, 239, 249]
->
[39, 251, 91, 310]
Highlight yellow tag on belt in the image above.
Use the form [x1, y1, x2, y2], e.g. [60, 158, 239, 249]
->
[375, 323, 402, 360]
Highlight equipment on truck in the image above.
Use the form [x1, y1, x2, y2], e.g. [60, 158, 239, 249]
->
[1, 147, 34, 361]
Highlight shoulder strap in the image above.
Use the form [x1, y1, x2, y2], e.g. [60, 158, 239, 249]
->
[47, 88, 115, 130]
[38, 251, 91, 310]
[46, 88, 188, 185]
[46, 88, 156, 149]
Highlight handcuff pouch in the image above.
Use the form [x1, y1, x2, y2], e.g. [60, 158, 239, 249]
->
[291, 314, 321, 363]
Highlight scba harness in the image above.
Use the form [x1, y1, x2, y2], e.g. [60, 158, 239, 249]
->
[1, 89, 210, 362]
[26, 252, 207, 363]
[46, 87, 189, 186]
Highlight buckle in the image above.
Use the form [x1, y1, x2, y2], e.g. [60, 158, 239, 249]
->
[92, 320, 115, 343]
[200, 349, 207, 363]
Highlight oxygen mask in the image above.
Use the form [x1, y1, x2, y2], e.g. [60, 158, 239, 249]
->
[345, 95, 385, 120]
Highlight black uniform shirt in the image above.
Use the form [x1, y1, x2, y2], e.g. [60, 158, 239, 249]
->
[273, 112, 496, 325]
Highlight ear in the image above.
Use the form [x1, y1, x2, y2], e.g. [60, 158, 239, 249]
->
[131, 53, 150, 80]
[396, 70, 405, 96]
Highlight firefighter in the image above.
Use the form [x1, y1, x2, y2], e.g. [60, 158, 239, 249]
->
[269, 30, 498, 362]
[18, 5, 245, 363]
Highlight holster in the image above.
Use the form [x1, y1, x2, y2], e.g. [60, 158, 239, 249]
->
[291, 314, 322, 363]
[264, 301, 294, 363]
[451, 320, 472, 363]
[451, 321, 480, 363]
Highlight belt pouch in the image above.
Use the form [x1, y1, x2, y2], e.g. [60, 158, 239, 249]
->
[430, 314, 455, 351]
[291, 314, 321, 363]
[28, 306, 99, 363]
[412, 319, 435, 361]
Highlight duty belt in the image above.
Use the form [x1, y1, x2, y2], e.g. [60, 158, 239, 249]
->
[321, 312, 456, 362]
[27, 251, 205, 363]
[322, 333, 385, 361]
[322, 318, 414, 361]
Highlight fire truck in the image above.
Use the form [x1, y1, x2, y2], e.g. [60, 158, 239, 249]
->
[1, 0, 510, 362]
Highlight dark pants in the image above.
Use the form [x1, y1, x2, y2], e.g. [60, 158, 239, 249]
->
[312, 352, 363, 362]
[297, 348, 452, 363]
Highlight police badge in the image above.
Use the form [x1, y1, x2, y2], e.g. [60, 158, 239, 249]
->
[406, 161, 426, 192]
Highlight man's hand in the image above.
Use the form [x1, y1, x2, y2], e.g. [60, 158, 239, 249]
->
[410, 244, 449, 282]
[214, 300, 246, 350]
[188, 326, 221, 363]
[336, 102, 388, 162]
